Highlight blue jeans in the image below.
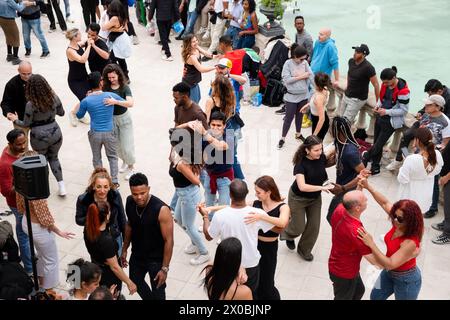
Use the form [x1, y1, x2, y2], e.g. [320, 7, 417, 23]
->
[190, 84, 201, 104]
[63, 0, 70, 17]
[200, 170, 231, 217]
[236, 34, 255, 49]
[429, 174, 439, 212]
[172, 184, 208, 255]
[10, 207, 32, 274]
[185, 10, 200, 35]
[370, 267, 422, 300]
[129, 255, 165, 300]
[231, 126, 244, 180]
[116, 235, 123, 258]
[21, 18, 49, 52]
[225, 26, 241, 49]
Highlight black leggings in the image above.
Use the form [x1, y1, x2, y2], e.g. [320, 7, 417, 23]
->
[81, 0, 98, 29]
[311, 112, 330, 140]
[257, 240, 280, 300]
[282, 100, 308, 138]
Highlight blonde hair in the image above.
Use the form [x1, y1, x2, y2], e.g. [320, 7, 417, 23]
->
[66, 28, 79, 40]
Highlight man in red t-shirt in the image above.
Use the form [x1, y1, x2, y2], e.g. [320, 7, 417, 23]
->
[0, 128, 32, 273]
[328, 190, 373, 300]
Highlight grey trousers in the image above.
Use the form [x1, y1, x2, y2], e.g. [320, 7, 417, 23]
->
[88, 130, 119, 183]
[280, 189, 322, 256]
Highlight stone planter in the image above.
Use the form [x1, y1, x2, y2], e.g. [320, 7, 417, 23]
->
[258, 5, 286, 37]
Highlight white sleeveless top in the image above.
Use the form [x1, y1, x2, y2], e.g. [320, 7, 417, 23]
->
[310, 90, 329, 116]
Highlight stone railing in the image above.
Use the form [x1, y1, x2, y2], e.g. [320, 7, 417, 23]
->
[331, 79, 417, 155]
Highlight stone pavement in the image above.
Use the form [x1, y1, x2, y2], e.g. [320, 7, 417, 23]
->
[0, 3, 449, 300]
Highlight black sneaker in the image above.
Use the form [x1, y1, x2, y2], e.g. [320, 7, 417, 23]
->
[40, 51, 50, 58]
[175, 34, 183, 40]
[277, 139, 285, 149]
[424, 209, 438, 219]
[432, 221, 444, 231]
[157, 40, 171, 45]
[432, 234, 450, 245]
[362, 151, 369, 167]
[6, 54, 13, 61]
[275, 106, 286, 115]
[11, 57, 21, 65]
[370, 166, 380, 175]
[25, 48, 31, 57]
[286, 240, 295, 250]
[298, 250, 314, 261]
[295, 134, 306, 142]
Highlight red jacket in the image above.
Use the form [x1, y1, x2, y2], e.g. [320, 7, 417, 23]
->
[0, 147, 19, 208]
[379, 78, 409, 107]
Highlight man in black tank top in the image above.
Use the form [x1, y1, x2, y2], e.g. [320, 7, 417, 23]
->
[121, 173, 174, 300]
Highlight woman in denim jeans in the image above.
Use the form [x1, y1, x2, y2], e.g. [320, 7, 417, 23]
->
[169, 147, 210, 265]
[357, 178, 423, 300]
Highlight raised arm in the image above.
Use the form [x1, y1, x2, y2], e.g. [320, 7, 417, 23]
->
[359, 177, 392, 214]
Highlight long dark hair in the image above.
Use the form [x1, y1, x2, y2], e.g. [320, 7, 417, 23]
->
[211, 75, 236, 120]
[102, 63, 127, 91]
[25, 74, 56, 112]
[107, 0, 127, 26]
[331, 116, 360, 175]
[292, 135, 323, 165]
[415, 127, 437, 168]
[204, 237, 242, 300]
[254, 176, 282, 202]
[390, 200, 424, 241]
[181, 34, 196, 63]
[67, 258, 102, 287]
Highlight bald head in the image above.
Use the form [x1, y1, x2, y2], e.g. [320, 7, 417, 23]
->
[343, 190, 367, 215]
[230, 179, 248, 203]
[18, 61, 32, 82]
[318, 28, 332, 42]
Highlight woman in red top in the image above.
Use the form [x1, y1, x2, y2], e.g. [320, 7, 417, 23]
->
[357, 178, 423, 300]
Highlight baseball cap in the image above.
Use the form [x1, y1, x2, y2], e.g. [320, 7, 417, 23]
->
[352, 44, 370, 55]
[216, 58, 232, 69]
[424, 94, 446, 109]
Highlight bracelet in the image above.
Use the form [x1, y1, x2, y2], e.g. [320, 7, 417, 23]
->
[161, 266, 169, 273]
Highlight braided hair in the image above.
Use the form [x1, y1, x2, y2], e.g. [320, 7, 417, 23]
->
[331, 116, 360, 176]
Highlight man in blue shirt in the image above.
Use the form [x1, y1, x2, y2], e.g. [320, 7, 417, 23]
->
[77, 71, 124, 186]
[311, 28, 340, 113]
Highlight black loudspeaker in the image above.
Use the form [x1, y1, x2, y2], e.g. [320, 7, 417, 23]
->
[12, 155, 50, 200]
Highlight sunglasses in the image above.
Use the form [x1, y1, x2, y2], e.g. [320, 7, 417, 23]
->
[393, 214, 404, 224]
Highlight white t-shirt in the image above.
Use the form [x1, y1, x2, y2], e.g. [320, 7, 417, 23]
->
[208, 206, 274, 268]
[188, 0, 196, 13]
[228, 0, 243, 28]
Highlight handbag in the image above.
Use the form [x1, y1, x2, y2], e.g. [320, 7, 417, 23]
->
[232, 113, 245, 128]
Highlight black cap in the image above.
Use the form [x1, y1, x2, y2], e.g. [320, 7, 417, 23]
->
[352, 44, 370, 55]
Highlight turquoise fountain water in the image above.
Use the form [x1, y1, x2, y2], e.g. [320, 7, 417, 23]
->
[258, 0, 450, 112]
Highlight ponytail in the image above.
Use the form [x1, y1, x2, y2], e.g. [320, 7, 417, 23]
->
[85, 202, 109, 242]
[415, 127, 437, 167]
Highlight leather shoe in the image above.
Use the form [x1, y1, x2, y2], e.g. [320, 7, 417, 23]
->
[424, 210, 437, 219]
[285, 240, 295, 250]
[298, 250, 314, 261]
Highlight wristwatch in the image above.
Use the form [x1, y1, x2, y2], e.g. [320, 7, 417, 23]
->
[161, 266, 169, 273]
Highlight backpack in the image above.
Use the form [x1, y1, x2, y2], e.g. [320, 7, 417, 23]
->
[0, 221, 13, 249]
[263, 78, 286, 107]
[0, 261, 34, 300]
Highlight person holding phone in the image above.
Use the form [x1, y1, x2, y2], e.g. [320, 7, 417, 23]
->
[280, 135, 335, 261]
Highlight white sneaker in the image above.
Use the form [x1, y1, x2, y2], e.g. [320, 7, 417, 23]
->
[119, 163, 128, 173]
[69, 112, 78, 127]
[386, 160, 403, 171]
[125, 169, 136, 180]
[184, 244, 197, 254]
[190, 253, 210, 265]
[58, 181, 67, 197]
[162, 55, 174, 61]
[79, 115, 90, 124]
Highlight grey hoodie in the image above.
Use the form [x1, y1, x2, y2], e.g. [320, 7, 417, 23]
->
[282, 59, 314, 103]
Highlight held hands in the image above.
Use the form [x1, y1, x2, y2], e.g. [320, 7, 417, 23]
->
[197, 202, 210, 217]
[7, 112, 18, 122]
[321, 184, 335, 193]
[374, 107, 387, 116]
[356, 227, 375, 247]
[330, 183, 344, 195]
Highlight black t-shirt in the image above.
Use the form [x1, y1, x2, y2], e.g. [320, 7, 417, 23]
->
[87, 39, 110, 74]
[253, 200, 285, 238]
[109, 85, 132, 115]
[345, 58, 376, 100]
[336, 143, 361, 185]
[440, 145, 450, 177]
[125, 195, 168, 261]
[291, 154, 328, 198]
[84, 229, 121, 289]
[169, 162, 192, 188]
[202, 132, 234, 174]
